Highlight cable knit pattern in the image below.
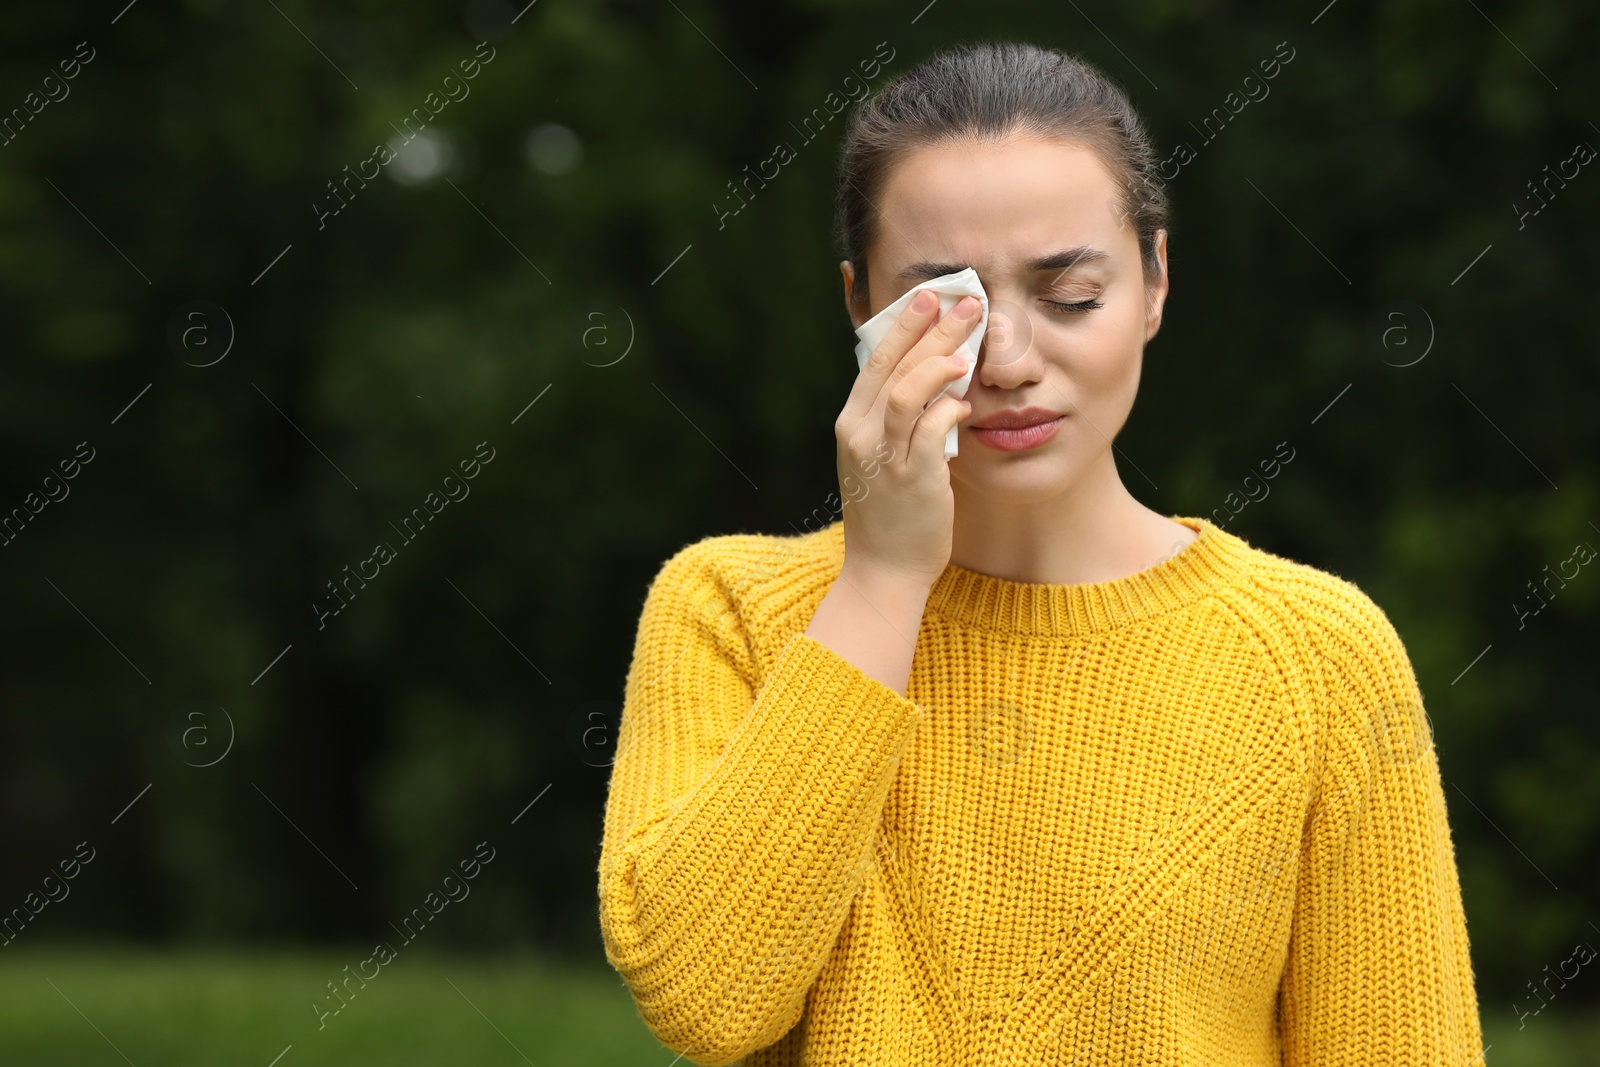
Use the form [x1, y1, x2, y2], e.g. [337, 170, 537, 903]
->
[596, 515, 1485, 1066]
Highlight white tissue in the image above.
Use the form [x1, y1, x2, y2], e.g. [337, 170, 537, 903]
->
[852, 267, 989, 460]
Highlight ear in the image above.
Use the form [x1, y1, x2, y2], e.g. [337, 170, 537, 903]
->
[841, 260, 867, 331]
[1143, 229, 1169, 342]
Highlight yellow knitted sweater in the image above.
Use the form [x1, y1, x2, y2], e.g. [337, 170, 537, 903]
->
[597, 515, 1485, 1066]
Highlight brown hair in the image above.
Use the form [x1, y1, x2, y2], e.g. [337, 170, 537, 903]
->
[832, 40, 1170, 311]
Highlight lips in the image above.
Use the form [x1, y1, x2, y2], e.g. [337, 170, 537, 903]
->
[971, 406, 1063, 430]
[968, 411, 1065, 453]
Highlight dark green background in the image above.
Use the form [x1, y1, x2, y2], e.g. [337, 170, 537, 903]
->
[2, 0, 1596, 1040]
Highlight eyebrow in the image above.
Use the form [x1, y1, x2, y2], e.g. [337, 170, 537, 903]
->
[894, 246, 1111, 282]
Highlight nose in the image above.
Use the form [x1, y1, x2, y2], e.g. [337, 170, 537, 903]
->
[975, 295, 1041, 386]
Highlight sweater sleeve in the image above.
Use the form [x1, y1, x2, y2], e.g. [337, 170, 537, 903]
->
[1278, 587, 1486, 1066]
[597, 538, 926, 1065]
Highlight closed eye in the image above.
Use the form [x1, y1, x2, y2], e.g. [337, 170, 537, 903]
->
[1041, 298, 1103, 313]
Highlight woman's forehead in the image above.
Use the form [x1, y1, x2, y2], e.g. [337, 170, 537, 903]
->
[873, 136, 1128, 268]
[870, 164, 1132, 279]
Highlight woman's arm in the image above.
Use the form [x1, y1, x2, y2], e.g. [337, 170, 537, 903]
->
[597, 538, 926, 1065]
[1278, 588, 1486, 1065]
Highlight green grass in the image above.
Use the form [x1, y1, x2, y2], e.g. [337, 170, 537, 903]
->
[0, 944, 674, 1066]
[1, 946, 1595, 1065]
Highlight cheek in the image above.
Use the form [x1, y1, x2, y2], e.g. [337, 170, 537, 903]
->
[1101, 297, 1149, 378]
[1043, 304, 1144, 393]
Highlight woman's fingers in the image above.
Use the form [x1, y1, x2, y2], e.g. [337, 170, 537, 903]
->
[879, 349, 969, 467]
[909, 393, 971, 466]
[840, 290, 941, 423]
[877, 296, 982, 461]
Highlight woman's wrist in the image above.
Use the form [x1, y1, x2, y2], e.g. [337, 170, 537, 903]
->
[805, 559, 934, 696]
[837, 558, 937, 610]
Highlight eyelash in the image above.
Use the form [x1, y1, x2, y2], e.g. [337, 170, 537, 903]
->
[1041, 298, 1103, 313]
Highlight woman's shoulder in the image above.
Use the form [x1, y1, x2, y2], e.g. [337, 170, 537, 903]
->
[1218, 527, 1419, 690]
[1220, 531, 1439, 778]
[645, 518, 847, 621]
[1223, 531, 1394, 623]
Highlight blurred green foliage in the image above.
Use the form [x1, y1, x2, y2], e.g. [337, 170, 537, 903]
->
[0, 0, 1596, 1041]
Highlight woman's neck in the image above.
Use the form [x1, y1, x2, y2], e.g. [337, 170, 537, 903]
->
[947, 453, 1192, 586]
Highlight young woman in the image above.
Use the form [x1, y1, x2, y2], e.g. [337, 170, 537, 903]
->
[599, 41, 1484, 1066]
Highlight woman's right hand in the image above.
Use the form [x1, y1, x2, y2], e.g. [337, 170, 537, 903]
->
[833, 289, 983, 592]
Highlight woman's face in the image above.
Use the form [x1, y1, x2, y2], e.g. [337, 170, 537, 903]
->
[842, 132, 1169, 504]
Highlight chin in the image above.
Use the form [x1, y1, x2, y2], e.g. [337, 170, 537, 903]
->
[951, 452, 1081, 504]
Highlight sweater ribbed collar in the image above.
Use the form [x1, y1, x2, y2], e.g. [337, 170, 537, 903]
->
[917, 515, 1253, 638]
